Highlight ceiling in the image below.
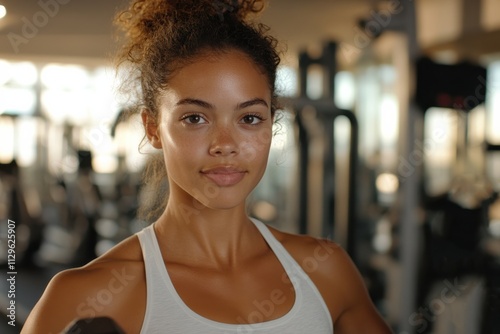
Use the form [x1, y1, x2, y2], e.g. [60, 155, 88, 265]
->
[0, 0, 133, 63]
[0, 0, 499, 66]
[0, 0, 379, 65]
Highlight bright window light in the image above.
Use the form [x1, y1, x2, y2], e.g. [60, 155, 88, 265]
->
[0, 87, 36, 115]
[0, 117, 14, 163]
[424, 107, 458, 195]
[11, 62, 38, 87]
[93, 67, 116, 91]
[15, 117, 38, 167]
[114, 115, 148, 173]
[92, 155, 118, 174]
[487, 61, 500, 143]
[356, 65, 381, 162]
[306, 64, 324, 100]
[424, 108, 457, 167]
[378, 94, 399, 148]
[0, 60, 12, 85]
[276, 66, 298, 97]
[41, 64, 90, 90]
[90, 67, 122, 124]
[335, 71, 356, 110]
[41, 90, 89, 124]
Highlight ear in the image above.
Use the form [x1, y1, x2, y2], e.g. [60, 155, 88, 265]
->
[141, 109, 162, 149]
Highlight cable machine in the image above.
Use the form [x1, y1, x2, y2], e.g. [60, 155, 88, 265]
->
[286, 41, 359, 260]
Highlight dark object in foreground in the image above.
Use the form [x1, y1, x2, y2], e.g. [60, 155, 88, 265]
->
[64, 316, 125, 334]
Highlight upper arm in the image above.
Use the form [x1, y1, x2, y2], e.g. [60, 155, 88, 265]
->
[21, 269, 94, 334]
[328, 246, 393, 334]
[21, 263, 145, 333]
[21, 235, 146, 334]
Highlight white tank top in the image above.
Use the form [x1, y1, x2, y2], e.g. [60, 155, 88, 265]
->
[137, 218, 334, 333]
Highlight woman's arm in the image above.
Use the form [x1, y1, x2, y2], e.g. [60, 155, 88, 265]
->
[324, 245, 393, 334]
[21, 268, 102, 334]
[21, 237, 146, 334]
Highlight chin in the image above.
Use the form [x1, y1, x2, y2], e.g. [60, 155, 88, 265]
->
[187, 187, 248, 211]
[202, 195, 247, 211]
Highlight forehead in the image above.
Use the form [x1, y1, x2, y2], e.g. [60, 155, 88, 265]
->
[163, 50, 271, 101]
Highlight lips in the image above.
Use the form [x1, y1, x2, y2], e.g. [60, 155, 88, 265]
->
[200, 166, 247, 187]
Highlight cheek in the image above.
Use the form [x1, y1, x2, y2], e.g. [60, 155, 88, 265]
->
[166, 140, 204, 163]
[160, 125, 205, 166]
[161, 120, 197, 148]
[239, 130, 272, 165]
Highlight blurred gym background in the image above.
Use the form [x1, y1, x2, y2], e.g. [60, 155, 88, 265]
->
[1, 0, 500, 333]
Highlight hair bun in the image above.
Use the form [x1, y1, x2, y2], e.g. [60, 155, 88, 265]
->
[128, 0, 265, 25]
[171, 0, 265, 20]
[208, 0, 265, 20]
[116, 0, 266, 47]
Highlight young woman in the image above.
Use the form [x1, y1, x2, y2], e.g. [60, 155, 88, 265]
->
[22, 1, 393, 333]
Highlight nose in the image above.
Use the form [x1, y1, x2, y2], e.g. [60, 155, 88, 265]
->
[208, 125, 239, 156]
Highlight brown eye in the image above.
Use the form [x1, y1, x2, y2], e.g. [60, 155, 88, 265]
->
[187, 115, 201, 123]
[182, 114, 206, 124]
[241, 114, 263, 125]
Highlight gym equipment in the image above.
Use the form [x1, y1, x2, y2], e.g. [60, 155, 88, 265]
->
[415, 56, 499, 333]
[63, 317, 125, 334]
[286, 41, 359, 259]
[35, 150, 101, 267]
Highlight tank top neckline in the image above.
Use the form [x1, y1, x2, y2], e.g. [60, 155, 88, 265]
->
[144, 217, 302, 330]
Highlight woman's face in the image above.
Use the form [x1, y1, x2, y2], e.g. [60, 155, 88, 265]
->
[151, 50, 273, 210]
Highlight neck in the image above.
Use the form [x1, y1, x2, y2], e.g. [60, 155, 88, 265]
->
[154, 195, 262, 270]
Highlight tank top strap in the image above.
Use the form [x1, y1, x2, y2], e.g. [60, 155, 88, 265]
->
[136, 220, 334, 333]
[251, 218, 334, 330]
[250, 218, 308, 279]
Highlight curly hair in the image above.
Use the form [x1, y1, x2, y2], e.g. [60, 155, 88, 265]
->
[113, 0, 282, 222]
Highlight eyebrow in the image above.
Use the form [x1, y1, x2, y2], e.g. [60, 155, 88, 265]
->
[236, 98, 269, 110]
[176, 98, 214, 109]
[175, 98, 269, 110]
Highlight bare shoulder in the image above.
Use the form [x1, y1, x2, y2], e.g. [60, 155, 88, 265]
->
[21, 234, 146, 334]
[267, 226, 393, 334]
[266, 225, 347, 279]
